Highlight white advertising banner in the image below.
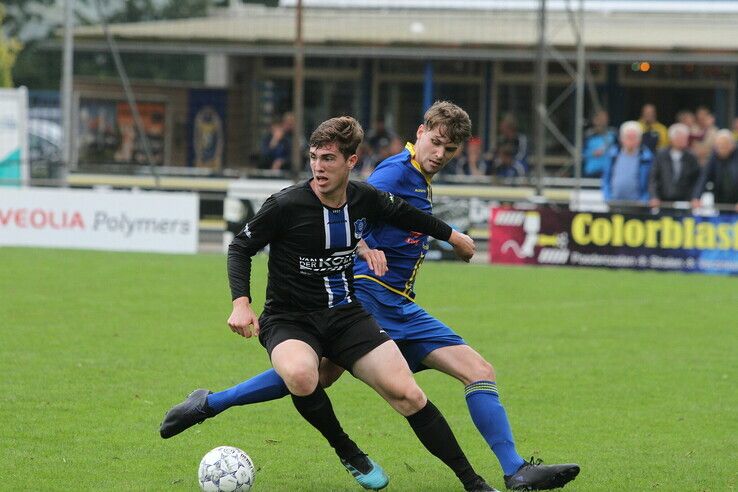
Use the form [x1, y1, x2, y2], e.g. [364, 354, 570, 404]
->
[0, 187, 199, 254]
[0, 87, 29, 187]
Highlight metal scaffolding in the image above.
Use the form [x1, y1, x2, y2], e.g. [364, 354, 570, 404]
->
[533, 0, 593, 203]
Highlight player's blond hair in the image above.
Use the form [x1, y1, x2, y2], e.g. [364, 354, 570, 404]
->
[310, 116, 364, 158]
[423, 101, 472, 145]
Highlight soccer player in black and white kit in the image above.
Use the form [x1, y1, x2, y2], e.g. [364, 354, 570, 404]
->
[226, 116, 496, 491]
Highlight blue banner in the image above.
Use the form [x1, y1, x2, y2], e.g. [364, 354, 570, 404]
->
[188, 89, 227, 168]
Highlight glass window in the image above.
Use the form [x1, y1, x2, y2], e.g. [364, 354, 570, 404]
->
[621, 63, 732, 83]
[378, 59, 425, 75]
[436, 82, 481, 137]
[377, 81, 482, 145]
[261, 56, 293, 69]
[75, 52, 204, 82]
[434, 60, 483, 76]
[255, 77, 360, 148]
[377, 81, 423, 142]
[497, 84, 533, 138]
[305, 57, 359, 70]
[498, 83, 588, 158]
[501, 61, 603, 79]
[262, 57, 360, 70]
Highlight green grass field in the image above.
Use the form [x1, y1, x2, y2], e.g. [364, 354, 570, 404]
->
[1, 247, 736, 491]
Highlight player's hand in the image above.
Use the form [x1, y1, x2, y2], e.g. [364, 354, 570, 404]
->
[649, 198, 661, 209]
[228, 297, 260, 338]
[357, 239, 388, 277]
[690, 198, 701, 210]
[448, 230, 475, 263]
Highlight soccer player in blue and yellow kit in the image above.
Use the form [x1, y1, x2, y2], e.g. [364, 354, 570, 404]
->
[161, 102, 579, 490]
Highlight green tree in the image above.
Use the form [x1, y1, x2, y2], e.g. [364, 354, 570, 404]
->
[13, 0, 221, 89]
[0, 5, 23, 87]
[1, 0, 54, 38]
[76, 0, 211, 25]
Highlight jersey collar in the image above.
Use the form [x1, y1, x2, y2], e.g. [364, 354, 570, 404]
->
[405, 142, 433, 186]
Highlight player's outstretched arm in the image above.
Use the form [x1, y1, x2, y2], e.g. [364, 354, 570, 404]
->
[357, 239, 388, 277]
[369, 185, 475, 261]
[448, 229, 475, 263]
[228, 296, 260, 338]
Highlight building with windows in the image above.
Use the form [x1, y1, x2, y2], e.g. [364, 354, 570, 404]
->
[69, 0, 738, 174]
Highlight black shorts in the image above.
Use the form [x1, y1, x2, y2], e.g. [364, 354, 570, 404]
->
[258, 303, 391, 371]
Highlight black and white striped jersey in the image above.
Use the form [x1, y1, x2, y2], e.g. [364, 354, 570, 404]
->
[228, 179, 452, 314]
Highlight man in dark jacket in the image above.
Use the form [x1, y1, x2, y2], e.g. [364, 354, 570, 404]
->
[648, 123, 701, 208]
[692, 129, 738, 211]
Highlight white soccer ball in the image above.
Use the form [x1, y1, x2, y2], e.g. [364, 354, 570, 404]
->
[198, 446, 256, 492]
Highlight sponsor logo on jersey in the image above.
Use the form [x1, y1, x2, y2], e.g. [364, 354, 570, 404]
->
[354, 218, 367, 239]
[405, 230, 424, 245]
[299, 248, 357, 274]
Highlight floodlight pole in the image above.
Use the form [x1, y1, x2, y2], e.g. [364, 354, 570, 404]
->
[573, 0, 585, 209]
[61, 0, 75, 183]
[291, 0, 305, 183]
[533, 0, 548, 197]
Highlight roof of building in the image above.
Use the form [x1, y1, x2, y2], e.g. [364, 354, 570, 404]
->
[71, 5, 738, 62]
[279, 0, 738, 14]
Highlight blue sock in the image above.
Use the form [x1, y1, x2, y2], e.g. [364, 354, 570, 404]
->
[465, 380, 526, 476]
[207, 368, 289, 414]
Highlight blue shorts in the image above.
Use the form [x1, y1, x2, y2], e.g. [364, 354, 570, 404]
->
[354, 278, 465, 372]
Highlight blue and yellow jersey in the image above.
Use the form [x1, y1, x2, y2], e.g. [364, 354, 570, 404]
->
[354, 142, 434, 300]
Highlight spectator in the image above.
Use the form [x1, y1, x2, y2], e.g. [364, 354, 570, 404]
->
[602, 121, 653, 203]
[731, 117, 738, 141]
[497, 113, 529, 169]
[692, 106, 718, 165]
[492, 142, 527, 178]
[451, 136, 492, 176]
[648, 123, 701, 208]
[259, 112, 294, 171]
[692, 129, 738, 211]
[676, 109, 696, 127]
[352, 142, 377, 178]
[638, 103, 669, 153]
[676, 109, 700, 146]
[583, 109, 616, 177]
[372, 134, 403, 164]
[366, 118, 396, 155]
[387, 135, 405, 158]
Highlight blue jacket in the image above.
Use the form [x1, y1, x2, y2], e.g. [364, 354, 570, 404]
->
[583, 128, 617, 177]
[601, 145, 654, 202]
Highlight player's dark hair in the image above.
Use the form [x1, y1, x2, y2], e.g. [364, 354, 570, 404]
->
[423, 101, 472, 145]
[309, 116, 364, 158]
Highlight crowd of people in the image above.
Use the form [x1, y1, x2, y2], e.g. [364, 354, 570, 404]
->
[258, 102, 738, 210]
[258, 112, 531, 179]
[591, 103, 738, 210]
